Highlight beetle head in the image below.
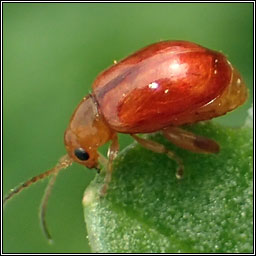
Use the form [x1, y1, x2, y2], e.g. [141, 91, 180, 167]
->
[64, 95, 114, 169]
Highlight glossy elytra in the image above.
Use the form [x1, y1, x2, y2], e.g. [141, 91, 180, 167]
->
[4, 41, 248, 241]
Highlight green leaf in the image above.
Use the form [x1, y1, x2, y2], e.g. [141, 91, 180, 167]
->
[83, 121, 253, 253]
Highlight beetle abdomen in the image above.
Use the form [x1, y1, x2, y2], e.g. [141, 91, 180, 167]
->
[92, 41, 238, 133]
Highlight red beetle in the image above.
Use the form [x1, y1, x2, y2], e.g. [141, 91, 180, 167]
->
[4, 41, 248, 240]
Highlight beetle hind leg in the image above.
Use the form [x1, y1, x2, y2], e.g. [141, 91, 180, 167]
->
[162, 126, 220, 154]
[131, 134, 184, 179]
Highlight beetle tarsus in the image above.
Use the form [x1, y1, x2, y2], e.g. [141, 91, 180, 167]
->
[100, 183, 109, 197]
[176, 165, 184, 179]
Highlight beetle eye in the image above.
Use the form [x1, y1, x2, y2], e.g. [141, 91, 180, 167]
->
[74, 148, 89, 161]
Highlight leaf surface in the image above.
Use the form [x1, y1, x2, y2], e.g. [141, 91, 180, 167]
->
[83, 121, 253, 253]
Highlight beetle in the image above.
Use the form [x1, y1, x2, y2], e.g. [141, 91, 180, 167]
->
[4, 40, 248, 241]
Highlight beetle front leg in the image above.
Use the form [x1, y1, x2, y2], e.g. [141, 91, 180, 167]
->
[162, 126, 220, 154]
[100, 134, 119, 196]
[131, 134, 184, 179]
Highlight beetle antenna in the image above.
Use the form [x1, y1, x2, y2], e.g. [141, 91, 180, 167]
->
[40, 171, 58, 243]
[3, 154, 73, 207]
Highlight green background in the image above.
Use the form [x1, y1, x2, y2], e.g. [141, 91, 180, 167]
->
[3, 3, 253, 253]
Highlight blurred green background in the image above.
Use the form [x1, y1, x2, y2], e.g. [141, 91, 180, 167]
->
[3, 3, 253, 253]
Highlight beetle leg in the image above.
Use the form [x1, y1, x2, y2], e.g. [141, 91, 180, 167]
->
[100, 134, 119, 195]
[131, 134, 184, 179]
[97, 152, 108, 173]
[162, 126, 220, 154]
